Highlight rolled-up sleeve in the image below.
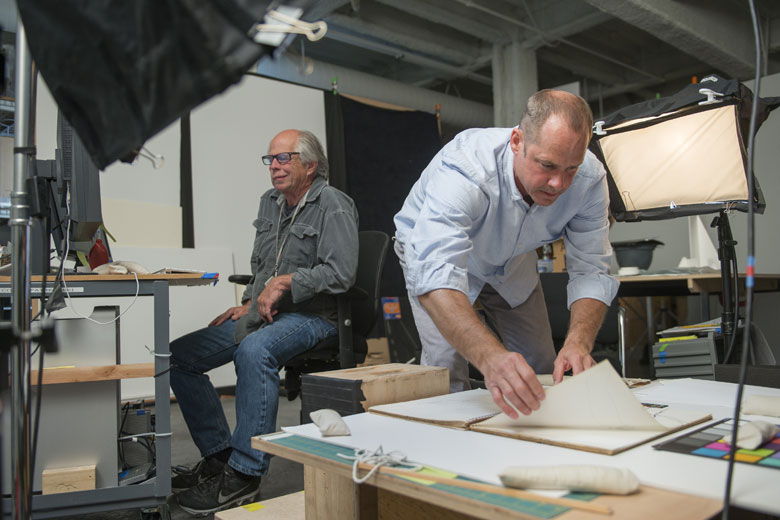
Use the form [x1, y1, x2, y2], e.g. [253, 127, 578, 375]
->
[290, 205, 359, 303]
[564, 173, 619, 308]
[404, 168, 488, 297]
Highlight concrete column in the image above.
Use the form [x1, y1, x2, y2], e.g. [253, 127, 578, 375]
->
[491, 40, 537, 127]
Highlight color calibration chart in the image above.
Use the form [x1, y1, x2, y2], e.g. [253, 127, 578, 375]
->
[654, 418, 780, 469]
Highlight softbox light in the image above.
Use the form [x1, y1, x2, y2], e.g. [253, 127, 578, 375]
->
[589, 75, 780, 222]
[16, 0, 294, 169]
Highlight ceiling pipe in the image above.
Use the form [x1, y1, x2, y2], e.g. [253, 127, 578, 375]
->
[454, 0, 663, 82]
[325, 27, 493, 85]
[257, 53, 493, 129]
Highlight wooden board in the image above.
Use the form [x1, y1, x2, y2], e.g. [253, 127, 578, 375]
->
[215, 492, 306, 520]
[0, 272, 216, 287]
[30, 363, 154, 385]
[308, 363, 449, 410]
[41, 464, 96, 495]
[616, 272, 780, 294]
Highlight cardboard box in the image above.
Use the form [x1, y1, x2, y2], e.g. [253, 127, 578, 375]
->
[301, 364, 449, 421]
[358, 337, 391, 367]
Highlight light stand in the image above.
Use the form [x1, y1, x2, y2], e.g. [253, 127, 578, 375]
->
[713, 211, 737, 358]
[9, 19, 35, 520]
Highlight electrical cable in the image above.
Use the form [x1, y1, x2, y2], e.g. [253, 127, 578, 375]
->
[56, 187, 141, 325]
[722, 247, 741, 364]
[722, 1, 761, 517]
[118, 402, 131, 468]
[29, 342, 44, 491]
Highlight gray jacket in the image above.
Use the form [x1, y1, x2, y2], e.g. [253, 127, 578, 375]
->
[234, 176, 359, 343]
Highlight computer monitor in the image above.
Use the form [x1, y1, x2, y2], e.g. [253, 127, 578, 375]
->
[29, 110, 104, 273]
[51, 110, 103, 255]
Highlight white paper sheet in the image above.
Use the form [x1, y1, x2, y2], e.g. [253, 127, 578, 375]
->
[633, 377, 780, 408]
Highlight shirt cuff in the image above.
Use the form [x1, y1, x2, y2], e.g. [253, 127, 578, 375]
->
[407, 259, 470, 297]
[290, 272, 316, 303]
[567, 273, 620, 309]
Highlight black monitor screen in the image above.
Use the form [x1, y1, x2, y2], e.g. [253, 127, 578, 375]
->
[42, 111, 103, 265]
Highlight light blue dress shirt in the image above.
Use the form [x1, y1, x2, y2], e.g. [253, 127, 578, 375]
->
[394, 127, 619, 309]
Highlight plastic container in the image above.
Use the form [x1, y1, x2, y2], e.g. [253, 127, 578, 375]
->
[612, 239, 663, 270]
[537, 258, 554, 273]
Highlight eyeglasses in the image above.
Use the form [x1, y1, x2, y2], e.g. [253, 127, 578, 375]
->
[262, 152, 300, 165]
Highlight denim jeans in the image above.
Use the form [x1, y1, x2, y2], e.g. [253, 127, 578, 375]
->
[170, 313, 337, 476]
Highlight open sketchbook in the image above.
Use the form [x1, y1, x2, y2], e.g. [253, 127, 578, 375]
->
[368, 361, 711, 455]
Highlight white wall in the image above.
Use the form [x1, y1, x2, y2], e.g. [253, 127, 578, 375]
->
[190, 75, 327, 274]
[608, 72, 780, 346]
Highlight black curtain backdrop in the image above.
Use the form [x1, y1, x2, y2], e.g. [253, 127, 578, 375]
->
[326, 95, 442, 301]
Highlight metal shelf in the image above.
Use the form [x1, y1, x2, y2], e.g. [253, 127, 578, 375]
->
[1, 278, 172, 518]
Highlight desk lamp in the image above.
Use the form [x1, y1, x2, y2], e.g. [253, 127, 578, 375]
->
[589, 75, 780, 356]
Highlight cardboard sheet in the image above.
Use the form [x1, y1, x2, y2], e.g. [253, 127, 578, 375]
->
[369, 389, 499, 429]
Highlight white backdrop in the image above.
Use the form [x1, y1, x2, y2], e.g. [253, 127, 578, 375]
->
[189, 74, 327, 274]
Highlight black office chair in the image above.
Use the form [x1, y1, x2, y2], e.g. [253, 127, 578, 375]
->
[228, 230, 390, 399]
[539, 272, 624, 373]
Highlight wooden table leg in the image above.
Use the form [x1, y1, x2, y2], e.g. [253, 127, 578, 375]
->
[304, 465, 378, 520]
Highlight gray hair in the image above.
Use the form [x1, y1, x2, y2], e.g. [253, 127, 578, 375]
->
[296, 130, 329, 180]
[519, 90, 593, 146]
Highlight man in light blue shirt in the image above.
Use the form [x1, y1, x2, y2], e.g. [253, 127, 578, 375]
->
[394, 90, 618, 419]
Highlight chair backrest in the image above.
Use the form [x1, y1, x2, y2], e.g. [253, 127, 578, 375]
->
[539, 272, 620, 347]
[352, 230, 391, 338]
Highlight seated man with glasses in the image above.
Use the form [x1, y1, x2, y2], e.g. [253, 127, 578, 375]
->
[170, 129, 359, 515]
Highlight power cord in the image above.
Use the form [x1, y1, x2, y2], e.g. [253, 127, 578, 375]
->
[722, 1, 761, 517]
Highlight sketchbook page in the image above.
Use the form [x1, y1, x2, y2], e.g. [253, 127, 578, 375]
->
[471, 424, 667, 455]
[368, 389, 500, 429]
[479, 360, 666, 430]
[471, 408, 712, 455]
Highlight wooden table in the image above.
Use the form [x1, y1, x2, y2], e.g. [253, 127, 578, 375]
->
[616, 272, 780, 298]
[253, 433, 722, 520]
[0, 271, 218, 287]
[616, 272, 780, 353]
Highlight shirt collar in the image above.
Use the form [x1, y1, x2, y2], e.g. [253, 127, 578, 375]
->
[502, 129, 525, 203]
[273, 175, 328, 208]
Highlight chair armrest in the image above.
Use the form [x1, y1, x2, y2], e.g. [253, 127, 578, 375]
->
[228, 274, 252, 285]
[341, 286, 368, 300]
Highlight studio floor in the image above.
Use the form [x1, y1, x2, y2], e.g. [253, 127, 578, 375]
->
[59, 394, 305, 520]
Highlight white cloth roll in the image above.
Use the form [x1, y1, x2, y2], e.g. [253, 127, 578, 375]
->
[743, 395, 780, 418]
[723, 421, 779, 450]
[310, 408, 351, 437]
[499, 465, 640, 495]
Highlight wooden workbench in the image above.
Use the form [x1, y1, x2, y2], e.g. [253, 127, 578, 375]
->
[254, 432, 722, 520]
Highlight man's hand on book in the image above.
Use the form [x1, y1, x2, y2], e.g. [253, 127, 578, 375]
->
[553, 342, 597, 384]
[482, 351, 545, 419]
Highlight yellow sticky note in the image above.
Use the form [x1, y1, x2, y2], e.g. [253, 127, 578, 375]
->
[659, 335, 698, 342]
[399, 466, 458, 486]
[241, 503, 265, 512]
